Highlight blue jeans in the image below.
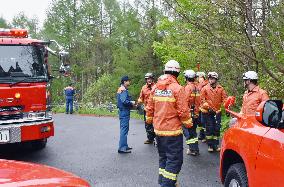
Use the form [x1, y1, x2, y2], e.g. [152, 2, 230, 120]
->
[66, 98, 73, 114]
[118, 111, 130, 151]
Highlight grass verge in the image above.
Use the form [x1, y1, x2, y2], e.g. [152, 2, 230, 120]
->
[52, 106, 143, 120]
[53, 106, 230, 133]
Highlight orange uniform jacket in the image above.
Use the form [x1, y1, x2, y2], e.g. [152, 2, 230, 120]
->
[200, 84, 228, 113]
[138, 83, 155, 108]
[146, 74, 192, 136]
[241, 86, 269, 116]
[184, 82, 201, 117]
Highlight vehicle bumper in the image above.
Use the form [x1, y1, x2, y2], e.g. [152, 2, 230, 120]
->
[0, 119, 54, 143]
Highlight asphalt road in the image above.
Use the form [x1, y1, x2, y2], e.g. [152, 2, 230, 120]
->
[0, 114, 222, 187]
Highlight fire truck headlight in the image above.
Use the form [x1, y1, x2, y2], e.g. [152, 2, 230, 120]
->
[15, 93, 21, 99]
[26, 112, 46, 119]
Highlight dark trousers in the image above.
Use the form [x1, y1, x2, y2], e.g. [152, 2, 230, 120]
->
[198, 112, 206, 139]
[203, 112, 221, 147]
[66, 98, 73, 114]
[183, 117, 199, 151]
[144, 111, 156, 141]
[118, 114, 130, 151]
[157, 135, 183, 187]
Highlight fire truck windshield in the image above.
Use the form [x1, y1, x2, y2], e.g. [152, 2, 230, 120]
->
[0, 45, 47, 83]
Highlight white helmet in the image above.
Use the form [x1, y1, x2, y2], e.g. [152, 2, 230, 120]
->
[196, 72, 206, 78]
[243, 71, 258, 80]
[164, 60, 180, 73]
[208, 72, 218, 79]
[145, 72, 154, 79]
[184, 70, 196, 79]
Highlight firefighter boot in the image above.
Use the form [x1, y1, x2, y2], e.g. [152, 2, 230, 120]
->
[186, 149, 200, 156]
[213, 145, 221, 152]
[144, 140, 153, 144]
[208, 146, 214, 152]
[215, 147, 221, 152]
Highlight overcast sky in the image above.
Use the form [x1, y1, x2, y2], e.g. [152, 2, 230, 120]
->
[0, 0, 52, 27]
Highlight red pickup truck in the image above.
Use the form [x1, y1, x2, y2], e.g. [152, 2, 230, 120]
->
[220, 98, 284, 187]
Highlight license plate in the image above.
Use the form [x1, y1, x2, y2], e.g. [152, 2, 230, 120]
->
[0, 130, 9, 142]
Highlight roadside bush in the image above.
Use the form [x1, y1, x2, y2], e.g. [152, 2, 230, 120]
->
[84, 74, 117, 105]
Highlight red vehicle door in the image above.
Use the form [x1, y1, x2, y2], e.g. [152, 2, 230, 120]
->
[254, 127, 284, 186]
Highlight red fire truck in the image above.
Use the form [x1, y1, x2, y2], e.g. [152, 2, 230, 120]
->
[0, 28, 69, 150]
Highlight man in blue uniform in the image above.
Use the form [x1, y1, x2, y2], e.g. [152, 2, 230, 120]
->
[117, 76, 135, 153]
[64, 83, 75, 114]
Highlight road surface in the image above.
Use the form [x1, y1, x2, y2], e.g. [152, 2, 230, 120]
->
[0, 114, 222, 187]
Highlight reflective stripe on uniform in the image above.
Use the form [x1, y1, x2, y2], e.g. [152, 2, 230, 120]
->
[212, 136, 219, 140]
[181, 118, 192, 126]
[197, 126, 205, 131]
[154, 129, 183, 136]
[206, 135, 214, 140]
[159, 168, 165, 175]
[200, 108, 208, 113]
[162, 170, 178, 181]
[186, 137, 198, 145]
[153, 96, 176, 102]
[146, 116, 153, 121]
[190, 93, 200, 96]
[200, 108, 221, 114]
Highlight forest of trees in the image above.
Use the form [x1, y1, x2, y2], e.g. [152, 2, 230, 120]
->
[0, 0, 283, 106]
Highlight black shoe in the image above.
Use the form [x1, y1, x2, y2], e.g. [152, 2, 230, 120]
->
[126, 147, 132, 150]
[213, 145, 221, 152]
[118, 150, 131, 154]
[65, 112, 69, 114]
[144, 140, 153, 144]
[186, 149, 200, 156]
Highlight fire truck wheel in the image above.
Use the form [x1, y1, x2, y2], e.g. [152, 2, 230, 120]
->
[224, 163, 248, 187]
[31, 138, 47, 150]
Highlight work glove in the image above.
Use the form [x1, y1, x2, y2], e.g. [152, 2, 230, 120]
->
[146, 116, 153, 124]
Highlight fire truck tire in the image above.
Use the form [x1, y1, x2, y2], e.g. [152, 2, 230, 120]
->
[31, 138, 47, 150]
[224, 163, 248, 187]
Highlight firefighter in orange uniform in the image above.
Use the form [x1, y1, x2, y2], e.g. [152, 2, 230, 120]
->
[196, 72, 208, 142]
[138, 73, 156, 144]
[146, 60, 192, 187]
[200, 72, 227, 152]
[183, 70, 201, 156]
[241, 71, 269, 115]
[197, 72, 208, 89]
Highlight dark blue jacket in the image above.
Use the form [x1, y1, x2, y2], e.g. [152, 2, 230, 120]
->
[117, 85, 133, 116]
[64, 86, 75, 100]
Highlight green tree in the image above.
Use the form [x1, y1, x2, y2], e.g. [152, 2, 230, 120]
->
[0, 17, 9, 28]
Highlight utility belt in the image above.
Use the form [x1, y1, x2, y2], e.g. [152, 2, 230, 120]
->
[200, 107, 221, 115]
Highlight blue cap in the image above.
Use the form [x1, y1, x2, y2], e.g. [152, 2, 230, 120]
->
[121, 75, 130, 84]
